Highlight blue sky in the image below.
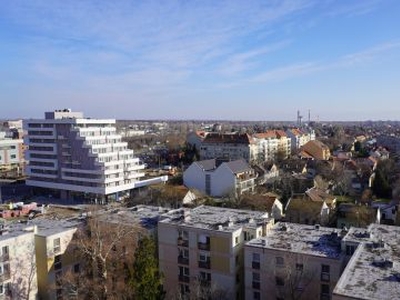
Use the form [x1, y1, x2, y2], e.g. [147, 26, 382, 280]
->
[1, 0, 399, 121]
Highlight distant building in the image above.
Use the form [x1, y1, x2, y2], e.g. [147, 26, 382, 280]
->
[24, 109, 167, 202]
[183, 159, 257, 198]
[300, 140, 331, 160]
[158, 205, 273, 300]
[286, 128, 316, 154]
[0, 138, 24, 172]
[200, 133, 257, 163]
[253, 130, 291, 162]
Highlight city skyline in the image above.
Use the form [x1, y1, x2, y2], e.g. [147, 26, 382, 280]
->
[1, 0, 399, 121]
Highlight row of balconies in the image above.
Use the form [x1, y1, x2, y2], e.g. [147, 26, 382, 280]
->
[177, 256, 211, 269]
[177, 238, 211, 251]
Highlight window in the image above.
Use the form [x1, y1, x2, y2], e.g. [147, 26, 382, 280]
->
[253, 272, 260, 281]
[1, 246, 9, 260]
[346, 245, 356, 255]
[54, 255, 62, 270]
[320, 284, 330, 300]
[74, 263, 80, 273]
[199, 253, 209, 262]
[275, 276, 285, 286]
[199, 271, 211, 281]
[253, 291, 260, 300]
[235, 236, 239, 245]
[276, 256, 284, 266]
[296, 263, 304, 271]
[53, 238, 61, 253]
[321, 264, 330, 282]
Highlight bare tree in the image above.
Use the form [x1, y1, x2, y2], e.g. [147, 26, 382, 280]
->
[273, 253, 316, 300]
[9, 234, 37, 300]
[60, 207, 142, 300]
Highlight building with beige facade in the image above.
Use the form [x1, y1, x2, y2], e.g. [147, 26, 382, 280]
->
[0, 223, 38, 299]
[158, 205, 273, 300]
[253, 130, 291, 162]
[244, 222, 345, 300]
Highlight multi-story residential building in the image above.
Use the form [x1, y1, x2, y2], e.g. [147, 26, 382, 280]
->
[158, 205, 273, 300]
[0, 138, 24, 172]
[0, 223, 38, 299]
[33, 218, 81, 300]
[183, 159, 257, 198]
[333, 224, 400, 300]
[245, 222, 345, 300]
[200, 133, 257, 163]
[253, 130, 291, 162]
[286, 128, 316, 154]
[24, 109, 167, 202]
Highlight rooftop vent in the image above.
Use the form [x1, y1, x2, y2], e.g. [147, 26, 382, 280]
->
[315, 224, 320, 230]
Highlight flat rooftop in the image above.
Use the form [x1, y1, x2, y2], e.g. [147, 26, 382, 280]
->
[160, 205, 270, 232]
[333, 224, 400, 300]
[247, 222, 342, 259]
[96, 204, 171, 230]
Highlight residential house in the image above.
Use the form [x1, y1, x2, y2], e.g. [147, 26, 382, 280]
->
[285, 194, 331, 226]
[301, 140, 331, 160]
[183, 159, 257, 198]
[336, 203, 375, 229]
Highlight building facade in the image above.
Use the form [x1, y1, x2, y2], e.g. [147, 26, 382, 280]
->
[183, 159, 257, 198]
[244, 222, 345, 300]
[158, 205, 273, 300]
[24, 109, 167, 201]
[0, 138, 24, 171]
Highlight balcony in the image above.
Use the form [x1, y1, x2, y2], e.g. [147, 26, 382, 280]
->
[178, 275, 190, 283]
[252, 261, 260, 269]
[252, 281, 260, 290]
[177, 237, 189, 248]
[198, 242, 210, 251]
[178, 256, 189, 265]
[198, 260, 211, 269]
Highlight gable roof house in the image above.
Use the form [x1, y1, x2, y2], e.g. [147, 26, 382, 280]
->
[300, 140, 331, 160]
[183, 159, 257, 198]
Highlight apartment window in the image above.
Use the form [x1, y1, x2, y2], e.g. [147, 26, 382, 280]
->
[253, 291, 261, 300]
[275, 276, 285, 286]
[276, 256, 284, 266]
[252, 272, 260, 290]
[73, 263, 80, 273]
[54, 255, 62, 270]
[321, 264, 330, 282]
[199, 271, 211, 282]
[320, 284, 330, 300]
[296, 263, 304, 271]
[10, 154, 16, 159]
[252, 252, 260, 269]
[53, 238, 61, 254]
[346, 245, 356, 255]
[235, 236, 239, 245]
[1, 246, 9, 261]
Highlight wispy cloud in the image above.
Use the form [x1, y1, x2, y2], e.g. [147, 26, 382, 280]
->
[246, 41, 400, 83]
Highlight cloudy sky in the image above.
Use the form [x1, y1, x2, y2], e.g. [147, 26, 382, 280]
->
[1, 0, 399, 121]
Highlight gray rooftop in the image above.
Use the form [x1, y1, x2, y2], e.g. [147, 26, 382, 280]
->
[223, 159, 252, 174]
[195, 159, 216, 171]
[333, 224, 400, 300]
[160, 205, 270, 232]
[247, 222, 343, 259]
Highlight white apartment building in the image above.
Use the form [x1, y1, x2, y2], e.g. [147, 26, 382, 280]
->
[253, 130, 291, 162]
[0, 138, 24, 171]
[24, 109, 167, 201]
[158, 205, 273, 300]
[286, 128, 316, 154]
